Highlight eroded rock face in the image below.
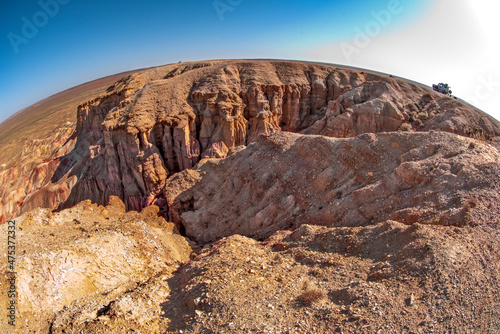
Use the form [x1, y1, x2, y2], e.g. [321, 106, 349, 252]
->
[0, 196, 192, 334]
[3, 60, 499, 224]
[0, 123, 77, 224]
[67, 62, 500, 215]
[166, 131, 500, 243]
[0, 60, 500, 333]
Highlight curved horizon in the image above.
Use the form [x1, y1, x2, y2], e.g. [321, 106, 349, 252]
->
[1, 0, 498, 122]
[3, 58, 493, 127]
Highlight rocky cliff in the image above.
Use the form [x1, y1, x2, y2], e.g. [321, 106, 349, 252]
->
[67, 61, 500, 217]
[165, 131, 500, 243]
[0, 69, 142, 224]
[3, 60, 499, 225]
[1, 60, 500, 333]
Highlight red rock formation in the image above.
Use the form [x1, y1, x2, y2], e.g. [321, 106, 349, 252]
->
[1, 61, 500, 333]
[1, 60, 499, 224]
[165, 131, 500, 243]
[0, 123, 76, 223]
[61, 61, 500, 217]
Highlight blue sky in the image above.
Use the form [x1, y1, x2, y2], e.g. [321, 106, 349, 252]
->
[1, 0, 498, 122]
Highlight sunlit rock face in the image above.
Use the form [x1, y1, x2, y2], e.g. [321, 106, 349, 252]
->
[1, 60, 499, 225]
[1, 60, 500, 334]
[0, 196, 192, 333]
[165, 131, 500, 243]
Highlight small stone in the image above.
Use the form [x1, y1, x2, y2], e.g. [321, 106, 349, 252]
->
[406, 293, 415, 306]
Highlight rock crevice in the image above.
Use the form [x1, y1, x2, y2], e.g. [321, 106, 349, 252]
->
[1, 60, 500, 224]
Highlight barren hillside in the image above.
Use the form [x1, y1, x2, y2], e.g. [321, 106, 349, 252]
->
[1, 60, 500, 333]
[1, 60, 499, 225]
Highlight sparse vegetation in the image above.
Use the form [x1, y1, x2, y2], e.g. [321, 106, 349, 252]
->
[467, 128, 492, 141]
[408, 103, 419, 113]
[300, 288, 325, 306]
[308, 268, 323, 277]
[399, 123, 413, 132]
[418, 112, 428, 120]
[466, 198, 479, 209]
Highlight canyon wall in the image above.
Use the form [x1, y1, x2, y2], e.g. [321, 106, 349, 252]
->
[1, 61, 500, 333]
[1, 60, 500, 225]
[165, 131, 500, 243]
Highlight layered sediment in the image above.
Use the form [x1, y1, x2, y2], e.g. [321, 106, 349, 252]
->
[4, 60, 497, 224]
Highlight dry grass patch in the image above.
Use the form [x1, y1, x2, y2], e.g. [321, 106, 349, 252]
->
[299, 288, 325, 306]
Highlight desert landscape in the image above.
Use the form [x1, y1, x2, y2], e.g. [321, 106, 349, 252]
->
[1, 60, 500, 333]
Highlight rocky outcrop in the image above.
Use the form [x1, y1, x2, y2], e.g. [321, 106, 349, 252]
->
[56, 61, 500, 217]
[1, 60, 500, 333]
[0, 69, 145, 225]
[165, 131, 500, 243]
[0, 196, 192, 334]
[1, 60, 500, 225]
[0, 122, 77, 224]
[5, 204, 500, 333]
